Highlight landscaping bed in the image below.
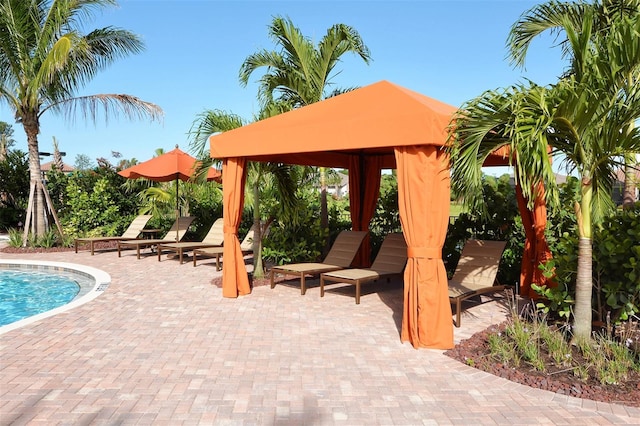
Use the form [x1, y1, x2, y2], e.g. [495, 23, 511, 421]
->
[445, 321, 640, 408]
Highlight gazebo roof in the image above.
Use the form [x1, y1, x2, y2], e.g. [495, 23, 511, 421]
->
[210, 80, 458, 169]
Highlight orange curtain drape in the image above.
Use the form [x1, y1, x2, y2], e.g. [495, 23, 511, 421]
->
[395, 145, 453, 349]
[349, 156, 383, 268]
[221, 157, 251, 298]
[516, 183, 554, 298]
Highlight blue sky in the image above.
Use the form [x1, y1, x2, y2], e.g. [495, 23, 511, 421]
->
[2, 0, 567, 169]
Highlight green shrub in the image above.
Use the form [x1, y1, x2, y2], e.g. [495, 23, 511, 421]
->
[369, 173, 402, 258]
[594, 204, 640, 322]
[263, 206, 328, 265]
[534, 196, 640, 324]
[489, 312, 640, 385]
[64, 176, 124, 235]
[0, 149, 29, 230]
[36, 229, 59, 248]
[7, 228, 23, 247]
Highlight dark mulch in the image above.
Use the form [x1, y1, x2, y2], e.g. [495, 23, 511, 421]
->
[2, 246, 75, 253]
[445, 321, 640, 408]
[210, 274, 279, 289]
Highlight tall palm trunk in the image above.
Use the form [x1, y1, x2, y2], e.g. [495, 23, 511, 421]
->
[573, 178, 593, 339]
[623, 163, 637, 206]
[623, 73, 637, 208]
[23, 113, 46, 237]
[252, 179, 265, 279]
[0, 134, 7, 205]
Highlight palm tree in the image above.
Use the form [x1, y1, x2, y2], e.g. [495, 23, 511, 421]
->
[449, 11, 640, 339]
[508, 0, 640, 208]
[189, 107, 300, 279]
[0, 121, 14, 163]
[52, 137, 64, 172]
[0, 0, 162, 238]
[239, 15, 371, 251]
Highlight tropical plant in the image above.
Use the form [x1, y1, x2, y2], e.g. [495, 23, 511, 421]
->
[0, 148, 28, 229]
[449, 9, 640, 339]
[52, 136, 64, 171]
[239, 15, 372, 250]
[0, 120, 15, 162]
[509, 0, 640, 336]
[0, 0, 162, 238]
[509, 0, 640, 208]
[189, 107, 300, 278]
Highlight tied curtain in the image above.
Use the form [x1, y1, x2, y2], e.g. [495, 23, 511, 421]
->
[516, 183, 554, 299]
[221, 157, 251, 298]
[349, 156, 383, 268]
[395, 145, 453, 349]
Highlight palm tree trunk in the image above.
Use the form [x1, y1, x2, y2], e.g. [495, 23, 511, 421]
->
[573, 179, 593, 339]
[252, 179, 265, 279]
[622, 163, 637, 207]
[23, 113, 46, 238]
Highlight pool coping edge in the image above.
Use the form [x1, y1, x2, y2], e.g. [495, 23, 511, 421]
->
[0, 259, 111, 335]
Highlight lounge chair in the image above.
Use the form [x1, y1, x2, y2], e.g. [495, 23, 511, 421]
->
[117, 216, 195, 259]
[269, 230, 368, 295]
[320, 233, 407, 304]
[448, 239, 508, 327]
[74, 214, 153, 255]
[192, 224, 257, 270]
[156, 218, 224, 264]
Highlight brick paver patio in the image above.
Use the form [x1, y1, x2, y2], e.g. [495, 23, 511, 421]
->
[1, 246, 639, 425]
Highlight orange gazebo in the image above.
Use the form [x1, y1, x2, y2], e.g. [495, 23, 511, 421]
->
[209, 80, 550, 350]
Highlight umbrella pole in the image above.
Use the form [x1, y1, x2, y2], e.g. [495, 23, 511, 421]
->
[175, 178, 180, 241]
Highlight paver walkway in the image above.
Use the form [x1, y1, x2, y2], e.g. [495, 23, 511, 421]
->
[1, 247, 639, 425]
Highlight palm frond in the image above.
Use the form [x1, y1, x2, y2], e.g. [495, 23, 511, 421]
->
[41, 93, 163, 125]
[508, 0, 587, 67]
[188, 109, 244, 157]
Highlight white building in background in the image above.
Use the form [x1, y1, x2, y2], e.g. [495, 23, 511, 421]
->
[326, 173, 349, 198]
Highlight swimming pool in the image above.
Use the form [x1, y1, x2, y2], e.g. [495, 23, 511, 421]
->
[0, 260, 111, 334]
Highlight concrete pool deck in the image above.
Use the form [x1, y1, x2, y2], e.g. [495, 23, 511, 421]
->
[1, 247, 639, 425]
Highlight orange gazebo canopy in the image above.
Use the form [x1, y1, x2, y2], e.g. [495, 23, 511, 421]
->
[210, 80, 457, 168]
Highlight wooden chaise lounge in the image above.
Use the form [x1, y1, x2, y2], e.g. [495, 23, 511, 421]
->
[116, 216, 195, 259]
[448, 239, 508, 327]
[192, 224, 258, 270]
[74, 214, 152, 255]
[319, 232, 407, 304]
[156, 218, 224, 264]
[269, 230, 368, 295]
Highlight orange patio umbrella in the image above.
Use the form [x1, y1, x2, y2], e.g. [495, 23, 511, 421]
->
[118, 145, 221, 215]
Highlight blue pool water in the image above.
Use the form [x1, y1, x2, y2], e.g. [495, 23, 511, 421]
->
[0, 270, 80, 327]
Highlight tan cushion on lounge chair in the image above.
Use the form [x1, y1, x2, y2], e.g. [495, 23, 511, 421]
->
[121, 215, 154, 238]
[277, 262, 342, 274]
[321, 231, 370, 267]
[199, 218, 225, 246]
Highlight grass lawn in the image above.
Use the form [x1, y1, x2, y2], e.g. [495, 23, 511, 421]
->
[450, 202, 466, 218]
